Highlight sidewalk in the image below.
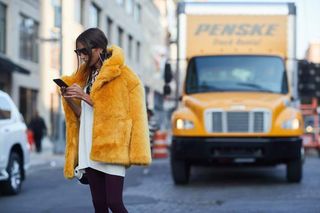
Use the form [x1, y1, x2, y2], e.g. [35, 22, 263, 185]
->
[29, 137, 65, 170]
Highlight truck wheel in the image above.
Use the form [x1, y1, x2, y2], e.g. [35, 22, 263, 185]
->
[286, 159, 302, 183]
[171, 158, 190, 185]
[0, 152, 23, 195]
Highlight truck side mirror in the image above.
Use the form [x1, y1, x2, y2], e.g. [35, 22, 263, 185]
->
[163, 84, 171, 95]
[164, 62, 173, 83]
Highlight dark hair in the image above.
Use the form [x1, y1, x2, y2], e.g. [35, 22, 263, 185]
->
[75, 28, 111, 72]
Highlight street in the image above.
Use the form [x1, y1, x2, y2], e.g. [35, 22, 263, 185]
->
[1, 154, 320, 213]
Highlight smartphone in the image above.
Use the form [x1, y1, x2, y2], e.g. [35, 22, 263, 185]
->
[53, 78, 69, 88]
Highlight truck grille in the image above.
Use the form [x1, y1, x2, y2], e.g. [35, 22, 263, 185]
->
[205, 110, 271, 133]
[227, 112, 249, 132]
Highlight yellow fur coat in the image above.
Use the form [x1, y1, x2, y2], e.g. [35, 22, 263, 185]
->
[61, 45, 151, 179]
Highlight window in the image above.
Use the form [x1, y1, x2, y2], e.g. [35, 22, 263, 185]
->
[89, 3, 100, 27]
[0, 96, 11, 120]
[0, 3, 6, 53]
[117, 27, 123, 48]
[116, 0, 124, 6]
[0, 72, 10, 93]
[136, 41, 140, 62]
[75, 0, 84, 25]
[106, 17, 113, 42]
[185, 56, 288, 94]
[19, 87, 38, 123]
[126, 0, 134, 15]
[19, 14, 39, 62]
[54, 6, 61, 28]
[51, 0, 61, 28]
[134, 3, 141, 22]
[128, 35, 133, 59]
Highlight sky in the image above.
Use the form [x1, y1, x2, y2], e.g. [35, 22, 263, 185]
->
[294, 0, 320, 58]
[192, 0, 320, 59]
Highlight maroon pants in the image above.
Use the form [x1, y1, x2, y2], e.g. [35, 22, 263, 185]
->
[85, 168, 128, 213]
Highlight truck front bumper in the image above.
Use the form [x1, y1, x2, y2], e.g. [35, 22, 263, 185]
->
[171, 137, 302, 165]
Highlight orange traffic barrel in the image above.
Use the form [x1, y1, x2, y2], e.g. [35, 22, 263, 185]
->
[152, 131, 168, 159]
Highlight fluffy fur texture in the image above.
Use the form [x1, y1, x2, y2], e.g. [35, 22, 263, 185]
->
[61, 45, 152, 179]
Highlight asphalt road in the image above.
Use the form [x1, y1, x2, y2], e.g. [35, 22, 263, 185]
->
[1, 156, 320, 213]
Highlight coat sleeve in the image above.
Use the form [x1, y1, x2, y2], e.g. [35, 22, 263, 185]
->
[60, 75, 81, 179]
[128, 82, 152, 166]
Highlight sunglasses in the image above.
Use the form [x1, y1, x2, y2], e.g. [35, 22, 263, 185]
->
[74, 47, 90, 56]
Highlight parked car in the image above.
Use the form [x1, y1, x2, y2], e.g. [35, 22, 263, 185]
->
[0, 90, 30, 195]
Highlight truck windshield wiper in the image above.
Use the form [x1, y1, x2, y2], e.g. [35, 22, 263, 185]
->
[188, 85, 225, 93]
[236, 83, 275, 93]
[197, 85, 225, 92]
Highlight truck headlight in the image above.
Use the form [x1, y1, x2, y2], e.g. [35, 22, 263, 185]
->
[282, 118, 300, 130]
[176, 119, 194, 129]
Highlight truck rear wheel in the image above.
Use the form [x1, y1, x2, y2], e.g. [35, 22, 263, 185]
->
[286, 159, 302, 183]
[170, 158, 190, 185]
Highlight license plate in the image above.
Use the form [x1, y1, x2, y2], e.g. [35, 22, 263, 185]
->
[234, 158, 255, 163]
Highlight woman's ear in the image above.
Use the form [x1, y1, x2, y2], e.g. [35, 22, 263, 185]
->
[98, 48, 104, 54]
[92, 48, 100, 54]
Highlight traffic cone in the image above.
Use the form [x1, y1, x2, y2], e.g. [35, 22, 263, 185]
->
[152, 131, 168, 159]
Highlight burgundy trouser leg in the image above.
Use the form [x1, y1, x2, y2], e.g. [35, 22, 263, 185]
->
[104, 173, 128, 213]
[86, 168, 108, 213]
[85, 168, 128, 213]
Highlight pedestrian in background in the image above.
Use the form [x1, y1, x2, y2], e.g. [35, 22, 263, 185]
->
[59, 28, 151, 213]
[28, 111, 47, 153]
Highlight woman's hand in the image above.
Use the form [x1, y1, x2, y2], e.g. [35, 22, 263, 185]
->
[60, 86, 68, 98]
[62, 84, 85, 100]
[61, 83, 93, 108]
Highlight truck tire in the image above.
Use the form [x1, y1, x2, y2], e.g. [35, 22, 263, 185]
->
[170, 158, 190, 185]
[0, 152, 23, 195]
[286, 159, 302, 183]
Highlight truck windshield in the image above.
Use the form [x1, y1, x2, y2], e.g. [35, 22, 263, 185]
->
[185, 56, 288, 94]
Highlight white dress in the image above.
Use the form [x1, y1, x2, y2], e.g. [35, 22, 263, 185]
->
[77, 86, 126, 177]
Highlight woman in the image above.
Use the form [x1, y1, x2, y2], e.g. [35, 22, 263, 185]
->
[60, 28, 151, 213]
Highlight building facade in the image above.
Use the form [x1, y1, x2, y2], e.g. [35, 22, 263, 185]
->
[0, 0, 168, 138]
[0, 0, 40, 124]
[40, 0, 167, 138]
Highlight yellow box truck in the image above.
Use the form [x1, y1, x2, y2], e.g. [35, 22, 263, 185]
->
[167, 1, 304, 184]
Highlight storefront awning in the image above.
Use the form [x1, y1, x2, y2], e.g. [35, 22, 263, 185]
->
[0, 53, 30, 75]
